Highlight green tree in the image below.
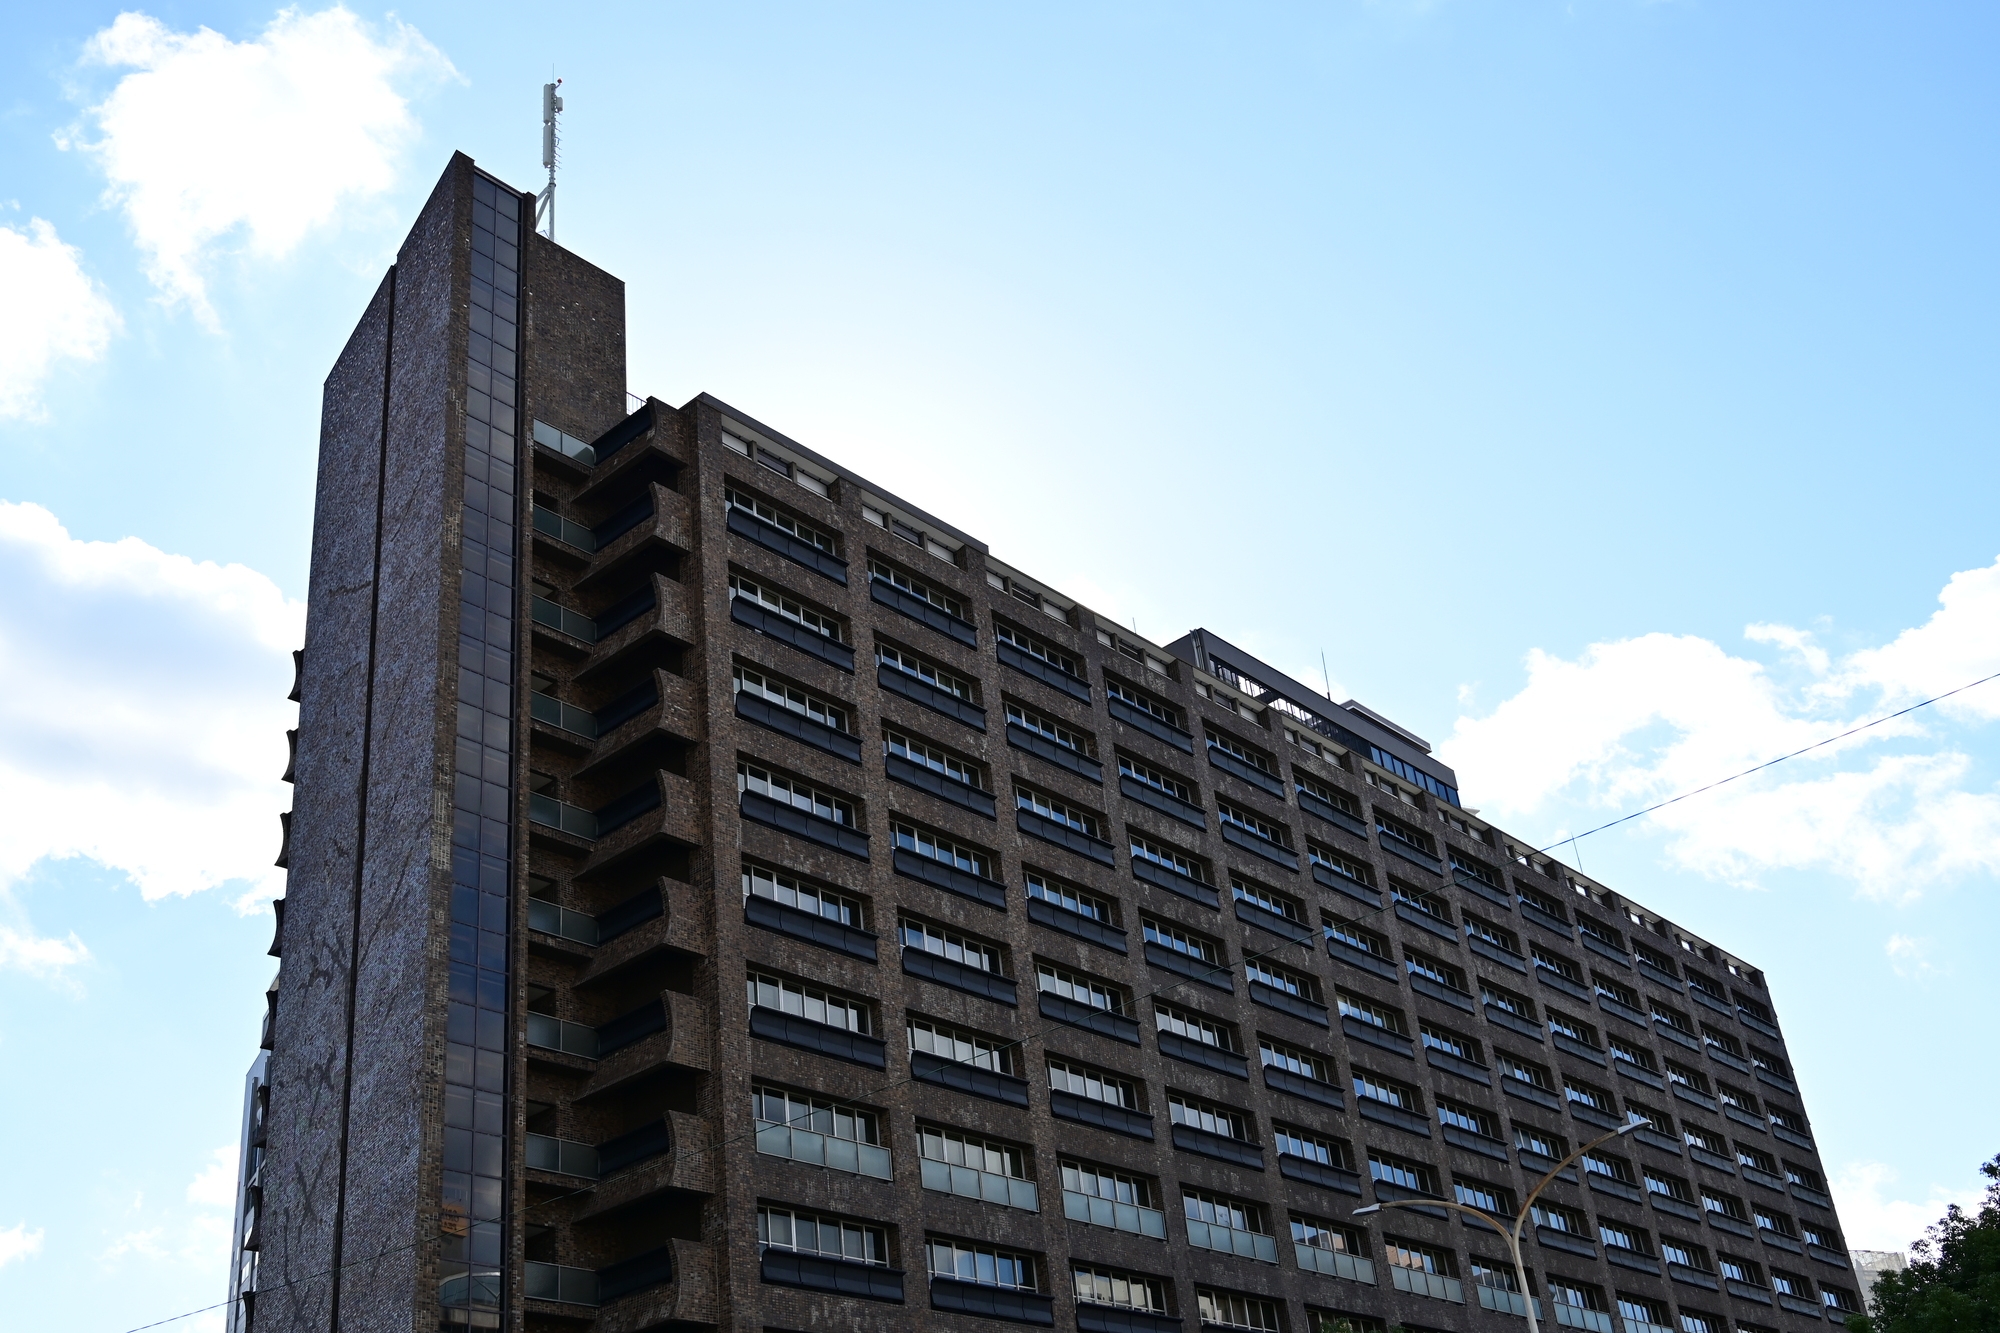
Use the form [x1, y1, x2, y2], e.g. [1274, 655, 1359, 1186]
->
[1849, 1154, 2000, 1333]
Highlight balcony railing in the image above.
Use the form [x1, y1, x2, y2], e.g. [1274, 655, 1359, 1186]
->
[1553, 1304, 1616, 1333]
[1297, 1244, 1375, 1284]
[1389, 1266, 1463, 1302]
[1185, 1219, 1278, 1263]
[530, 691, 597, 738]
[525, 1133, 600, 1178]
[532, 504, 598, 551]
[524, 1259, 599, 1305]
[529, 793, 598, 839]
[920, 1156, 1039, 1211]
[755, 1117, 893, 1179]
[532, 419, 597, 465]
[1476, 1285, 1538, 1317]
[527, 899, 599, 945]
[526, 1012, 598, 1058]
[1063, 1189, 1166, 1238]
[530, 595, 597, 642]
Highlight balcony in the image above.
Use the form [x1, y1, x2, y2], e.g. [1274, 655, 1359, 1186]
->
[1295, 790, 1368, 839]
[1077, 1303, 1183, 1333]
[1131, 856, 1217, 907]
[1408, 972, 1476, 1014]
[1263, 1065, 1343, 1110]
[1426, 1048, 1493, 1089]
[1039, 992, 1139, 1044]
[1049, 1090, 1153, 1139]
[929, 1275, 1055, 1326]
[1157, 1031, 1247, 1079]
[1119, 774, 1205, 829]
[1518, 899, 1575, 939]
[1106, 695, 1194, 752]
[1376, 827, 1444, 875]
[735, 691, 862, 763]
[997, 638, 1089, 701]
[1185, 1218, 1278, 1264]
[531, 594, 597, 643]
[1219, 820, 1298, 870]
[530, 793, 598, 840]
[908, 949, 1018, 1006]
[1442, 1123, 1509, 1161]
[1278, 1154, 1361, 1194]
[1234, 897, 1312, 945]
[1553, 1305, 1616, 1333]
[1064, 1188, 1167, 1237]
[910, 1051, 1030, 1107]
[1340, 1014, 1414, 1058]
[1388, 1266, 1463, 1302]
[877, 662, 983, 727]
[533, 504, 598, 552]
[1009, 722, 1102, 782]
[525, 1133, 600, 1178]
[1483, 1003, 1544, 1042]
[533, 418, 598, 465]
[1171, 1122, 1264, 1168]
[1356, 1097, 1432, 1137]
[1325, 935, 1398, 983]
[893, 846, 1006, 910]
[530, 690, 598, 738]
[1452, 867, 1513, 909]
[760, 1248, 905, 1303]
[1312, 860, 1381, 907]
[1298, 1245, 1375, 1284]
[748, 1007, 886, 1069]
[870, 575, 977, 646]
[1206, 744, 1284, 798]
[1028, 896, 1126, 953]
[725, 503, 847, 584]
[745, 892, 878, 962]
[1016, 809, 1116, 865]
[887, 752, 996, 817]
[1249, 980, 1328, 1027]
[731, 595, 854, 672]
[739, 790, 869, 860]
[1468, 932, 1529, 974]
[528, 898, 599, 946]
[524, 1261, 600, 1306]
[527, 1013, 598, 1058]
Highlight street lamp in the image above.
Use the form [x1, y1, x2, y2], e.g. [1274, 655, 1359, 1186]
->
[1352, 1119, 1643, 1333]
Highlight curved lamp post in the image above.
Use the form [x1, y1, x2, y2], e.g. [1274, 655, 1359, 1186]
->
[1352, 1119, 1643, 1333]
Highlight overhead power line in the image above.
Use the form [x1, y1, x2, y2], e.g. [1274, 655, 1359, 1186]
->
[1538, 667, 2000, 855]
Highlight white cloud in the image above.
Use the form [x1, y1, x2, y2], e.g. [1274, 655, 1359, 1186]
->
[1439, 556, 2000, 894]
[186, 1147, 238, 1209]
[0, 1223, 44, 1267]
[1834, 1161, 1989, 1252]
[1884, 933, 1936, 980]
[0, 501, 301, 902]
[0, 219, 122, 420]
[69, 6, 455, 323]
[0, 925, 91, 980]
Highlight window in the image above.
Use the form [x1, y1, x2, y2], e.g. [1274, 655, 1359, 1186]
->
[1583, 1151, 1637, 1185]
[1716, 1083, 1759, 1115]
[1026, 870, 1116, 924]
[927, 1237, 1038, 1291]
[1142, 915, 1221, 963]
[1627, 1101, 1673, 1137]
[748, 971, 871, 1032]
[918, 1126, 1032, 1187]
[1618, 1296, 1669, 1329]
[1514, 1124, 1570, 1160]
[1275, 1124, 1353, 1170]
[1595, 974, 1642, 1009]
[1309, 843, 1374, 884]
[1016, 782, 1101, 836]
[1532, 945, 1584, 984]
[1533, 1200, 1588, 1235]
[1665, 1061, 1711, 1095]
[1577, 914, 1625, 950]
[1007, 700, 1092, 754]
[1169, 1092, 1252, 1141]
[1038, 962, 1125, 1013]
[877, 640, 977, 702]
[1608, 1038, 1657, 1071]
[1679, 1311, 1719, 1333]
[1499, 1051, 1554, 1091]
[885, 728, 985, 788]
[723, 485, 838, 553]
[728, 572, 846, 642]
[1784, 1160, 1825, 1191]
[909, 1018, 1015, 1074]
[1768, 1106, 1810, 1136]
[1129, 832, 1210, 882]
[743, 863, 864, 927]
[1646, 1170, 1694, 1204]
[1436, 1097, 1500, 1139]
[739, 761, 856, 826]
[1208, 728, 1275, 773]
[1599, 1223, 1652, 1256]
[1183, 1190, 1274, 1258]
[868, 555, 964, 617]
[1155, 1001, 1237, 1050]
[1099, 631, 1172, 677]
[1471, 1257, 1524, 1292]
[1548, 1280, 1608, 1314]
[1296, 772, 1359, 815]
[1383, 1238, 1457, 1276]
[1684, 1125, 1728, 1156]
[1633, 942, 1678, 977]
[1719, 1255, 1762, 1285]
[1119, 752, 1194, 801]
[1449, 849, 1501, 888]
[1751, 1048, 1791, 1080]
[1480, 981, 1537, 1021]
[1457, 1175, 1517, 1215]
[758, 1205, 887, 1265]
[1760, 1200, 1808, 1232]
[991, 569, 1072, 620]
[1338, 990, 1407, 1034]
[891, 821, 992, 878]
[1106, 675, 1184, 729]
[1217, 798, 1291, 847]
[733, 663, 849, 731]
[1661, 1239, 1713, 1271]
[1197, 1289, 1282, 1331]
[1799, 1223, 1839, 1250]
[994, 619, 1080, 677]
[1259, 1036, 1333, 1083]
[1062, 1160, 1161, 1235]
[1700, 1025, 1743, 1058]
[1246, 957, 1320, 1001]
[902, 918, 1003, 973]
[1353, 1068, 1421, 1112]
[1737, 1146, 1779, 1175]
[1368, 1151, 1438, 1194]
[1295, 1214, 1367, 1256]
[1771, 1271, 1812, 1298]
[1517, 882, 1571, 922]
[1464, 914, 1522, 954]
[754, 1086, 890, 1178]
[1420, 1023, 1482, 1063]
[1405, 950, 1469, 994]
[1548, 1010, 1601, 1047]
[1048, 1057, 1141, 1109]
[1736, 992, 1775, 1023]
[1325, 917, 1391, 958]
[1232, 876, 1304, 922]
[1563, 1078, 1617, 1115]
[1073, 1265, 1171, 1316]
[1374, 810, 1435, 854]
[1390, 881, 1452, 923]
[1685, 969, 1726, 1002]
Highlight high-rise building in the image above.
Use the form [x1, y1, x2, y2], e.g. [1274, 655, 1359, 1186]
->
[229, 154, 1859, 1333]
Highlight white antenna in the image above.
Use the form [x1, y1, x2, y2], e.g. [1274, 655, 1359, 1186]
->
[536, 79, 563, 240]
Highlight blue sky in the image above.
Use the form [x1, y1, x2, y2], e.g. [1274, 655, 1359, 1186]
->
[2, 2, 1996, 1327]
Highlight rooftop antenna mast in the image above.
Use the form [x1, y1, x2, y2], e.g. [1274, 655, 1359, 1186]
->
[536, 78, 563, 240]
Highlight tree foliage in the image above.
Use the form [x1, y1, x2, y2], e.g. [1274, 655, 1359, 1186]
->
[1849, 1154, 2000, 1333]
